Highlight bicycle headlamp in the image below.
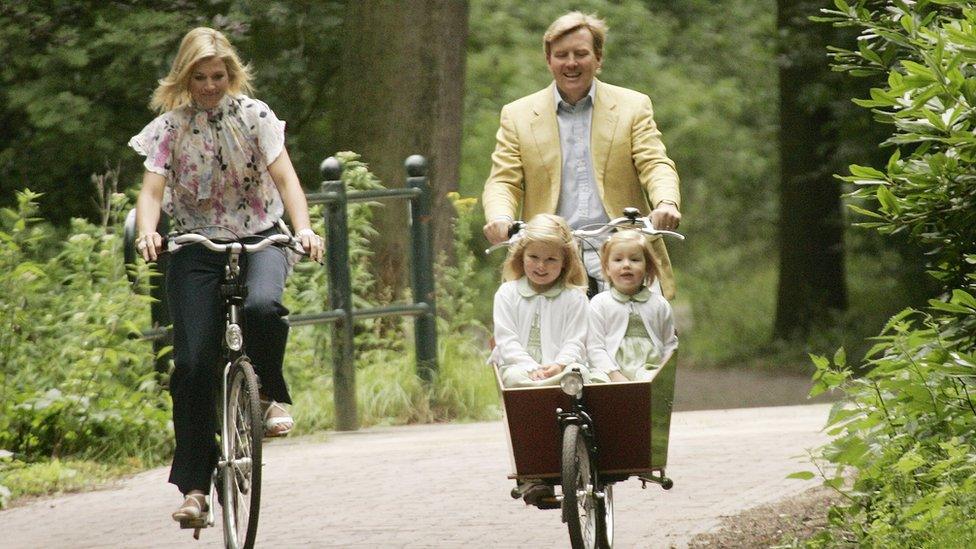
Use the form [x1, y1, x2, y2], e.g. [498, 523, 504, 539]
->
[560, 370, 584, 397]
[225, 323, 243, 351]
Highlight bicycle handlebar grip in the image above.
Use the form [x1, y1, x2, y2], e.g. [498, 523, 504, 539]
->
[507, 220, 524, 238]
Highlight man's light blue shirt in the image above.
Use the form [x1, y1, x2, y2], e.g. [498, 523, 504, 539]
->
[553, 83, 609, 283]
[553, 83, 609, 232]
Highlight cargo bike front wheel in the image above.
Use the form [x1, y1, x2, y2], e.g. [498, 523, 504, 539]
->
[561, 423, 613, 549]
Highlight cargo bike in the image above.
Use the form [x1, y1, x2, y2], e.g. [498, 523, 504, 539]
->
[488, 208, 683, 549]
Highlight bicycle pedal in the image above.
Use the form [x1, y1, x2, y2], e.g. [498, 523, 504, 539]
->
[179, 517, 208, 530]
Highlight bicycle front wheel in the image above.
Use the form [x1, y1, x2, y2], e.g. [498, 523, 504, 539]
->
[222, 358, 263, 549]
[562, 424, 598, 549]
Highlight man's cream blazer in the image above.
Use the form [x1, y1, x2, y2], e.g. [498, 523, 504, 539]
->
[483, 79, 681, 298]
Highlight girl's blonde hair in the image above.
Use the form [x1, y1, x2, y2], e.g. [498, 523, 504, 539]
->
[150, 27, 254, 113]
[502, 214, 587, 289]
[600, 230, 659, 288]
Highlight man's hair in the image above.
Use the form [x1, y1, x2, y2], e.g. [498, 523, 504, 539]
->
[543, 11, 608, 59]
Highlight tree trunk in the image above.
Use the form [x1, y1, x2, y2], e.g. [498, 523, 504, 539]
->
[773, 0, 848, 339]
[333, 0, 468, 295]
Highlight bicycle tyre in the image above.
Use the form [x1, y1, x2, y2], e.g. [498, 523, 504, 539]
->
[562, 424, 598, 549]
[222, 358, 263, 549]
[596, 483, 614, 549]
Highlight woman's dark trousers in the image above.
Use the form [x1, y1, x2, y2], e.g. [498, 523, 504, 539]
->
[166, 243, 291, 495]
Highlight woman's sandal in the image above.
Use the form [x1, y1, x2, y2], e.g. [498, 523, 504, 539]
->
[172, 492, 208, 522]
[261, 400, 295, 438]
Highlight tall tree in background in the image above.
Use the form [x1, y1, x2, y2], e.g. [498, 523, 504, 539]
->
[334, 0, 468, 293]
[773, 0, 847, 339]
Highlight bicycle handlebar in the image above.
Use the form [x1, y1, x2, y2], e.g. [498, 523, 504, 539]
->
[167, 232, 307, 256]
[573, 208, 685, 241]
[484, 207, 684, 255]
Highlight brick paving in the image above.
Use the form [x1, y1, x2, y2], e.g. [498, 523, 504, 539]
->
[0, 404, 831, 548]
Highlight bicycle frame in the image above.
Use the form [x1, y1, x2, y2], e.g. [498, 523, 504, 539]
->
[556, 390, 607, 514]
[209, 244, 248, 531]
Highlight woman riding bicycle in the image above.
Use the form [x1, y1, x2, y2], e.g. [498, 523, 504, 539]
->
[129, 27, 324, 523]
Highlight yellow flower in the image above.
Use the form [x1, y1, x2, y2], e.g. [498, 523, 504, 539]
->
[447, 192, 478, 215]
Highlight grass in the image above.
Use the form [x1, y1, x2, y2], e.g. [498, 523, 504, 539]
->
[285, 329, 501, 435]
[0, 458, 151, 508]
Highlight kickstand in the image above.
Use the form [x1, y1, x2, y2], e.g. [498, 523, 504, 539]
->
[193, 527, 201, 540]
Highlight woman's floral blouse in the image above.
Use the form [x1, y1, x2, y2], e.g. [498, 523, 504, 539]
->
[129, 94, 286, 238]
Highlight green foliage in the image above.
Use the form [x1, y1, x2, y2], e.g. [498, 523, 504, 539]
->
[807, 296, 976, 546]
[0, 1, 343, 224]
[798, 2, 976, 545]
[826, 4, 976, 293]
[0, 189, 170, 507]
[0, 457, 143, 505]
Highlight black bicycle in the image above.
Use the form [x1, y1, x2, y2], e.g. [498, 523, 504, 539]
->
[167, 231, 303, 548]
[125, 215, 304, 549]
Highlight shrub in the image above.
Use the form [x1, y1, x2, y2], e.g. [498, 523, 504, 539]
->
[0, 190, 170, 507]
[802, 2, 976, 545]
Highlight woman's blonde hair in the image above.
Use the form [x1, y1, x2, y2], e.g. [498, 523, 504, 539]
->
[600, 230, 659, 288]
[502, 214, 587, 289]
[150, 27, 253, 113]
[543, 11, 608, 59]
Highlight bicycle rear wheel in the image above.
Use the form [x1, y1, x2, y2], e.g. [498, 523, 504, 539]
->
[596, 483, 613, 548]
[562, 424, 598, 549]
[222, 358, 263, 549]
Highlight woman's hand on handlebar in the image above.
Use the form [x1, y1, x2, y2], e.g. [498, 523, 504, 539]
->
[296, 228, 324, 263]
[137, 231, 164, 262]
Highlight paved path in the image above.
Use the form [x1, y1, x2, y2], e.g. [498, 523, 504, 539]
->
[0, 404, 831, 548]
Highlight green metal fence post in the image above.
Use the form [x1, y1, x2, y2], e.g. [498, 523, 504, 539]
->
[320, 157, 359, 431]
[405, 155, 438, 382]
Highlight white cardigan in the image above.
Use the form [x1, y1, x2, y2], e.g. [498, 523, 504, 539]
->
[587, 289, 678, 374]
[489, 279, 588, 374]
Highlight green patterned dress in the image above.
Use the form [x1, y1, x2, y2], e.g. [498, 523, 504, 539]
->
[612, 288, 666, 381]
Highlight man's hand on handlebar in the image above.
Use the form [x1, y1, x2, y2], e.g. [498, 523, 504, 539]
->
[483, 218, 513, 246]
[137, 231, 164, 262]
[650, 202, 681, 232]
